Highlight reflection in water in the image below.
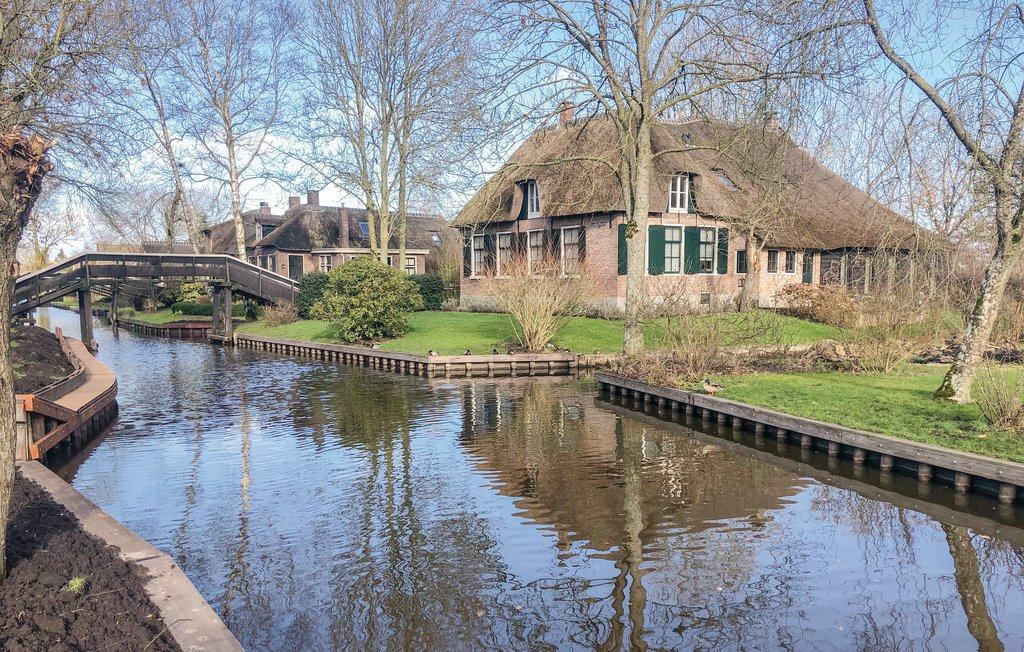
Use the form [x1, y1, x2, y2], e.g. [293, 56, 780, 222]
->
[38, 307, 1024, 650]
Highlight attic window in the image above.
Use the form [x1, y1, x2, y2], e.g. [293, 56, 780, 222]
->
[429, 231, 442, 246]
[524, 180, 540, 218]
[713, 169, 738, 191]
[668, 174, 692, 213]
[358, 221, 369, 237]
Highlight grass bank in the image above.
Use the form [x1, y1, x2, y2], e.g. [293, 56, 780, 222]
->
[693, 365, 1024, 463]
[118, 309, 212, 324]
[236, 310, 842, 356]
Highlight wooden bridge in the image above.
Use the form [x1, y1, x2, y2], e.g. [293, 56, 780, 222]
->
[12, 253, 299, 346]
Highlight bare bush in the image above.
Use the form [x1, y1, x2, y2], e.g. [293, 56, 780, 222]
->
[262, 302, 298, 327]
[776, 284, 860, 328]
[994, 281, 1024, 346]
[480, 252, 596, 352]
[974, 366, 1024, 433]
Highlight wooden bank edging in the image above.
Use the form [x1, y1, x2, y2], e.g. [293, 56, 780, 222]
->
[234, 333, 581, 378]
[595, 371, 1024, 505]
[18, 461, 243, 652]
[116, 317, 220, 339]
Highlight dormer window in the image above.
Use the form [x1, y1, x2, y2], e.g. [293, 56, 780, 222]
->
[668, 174, 692, 213]
[525, 180, 540, 218]
[358, 221, 370, 237]
[429, 231, 442, 246]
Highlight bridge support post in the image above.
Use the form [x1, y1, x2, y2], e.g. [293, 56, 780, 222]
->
[77, 288, 96, 352]
[210, 284, 233, 344]
[110, 287, 119, 335]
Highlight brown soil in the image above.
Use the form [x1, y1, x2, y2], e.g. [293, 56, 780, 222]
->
[11, 325, 76, 395]
[1, 471, 180, 652]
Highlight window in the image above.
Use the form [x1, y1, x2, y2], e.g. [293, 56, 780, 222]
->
[258, 255, 266, 269]
[318, 254, 333, 272]
[698, 227, 716, 273]
[261, 224, 276, 239]
[268, 255, 276, 272]
[736, 250, 747, 274]
[785, 250, 796, 274]
[528, 230, 544, 272]
[248, 256, 257, 265]
[472, 234, 486, 276]
[405, 257, 416, 275]
[497, 232, 513, 276]
[561, 227, 581, 275]
[767, 250, 779, 273]
[358, 221, 370, 237]
[664, 226, 682, 273]
[429, 231, 442, 247]
[386, 255, 393, 267]
[802, 251, 814, 283]
[713, 169, 738, 191]
[668, 174, 690, 212]
[699, 292, 711, 306]
[526, 180, 540, 217]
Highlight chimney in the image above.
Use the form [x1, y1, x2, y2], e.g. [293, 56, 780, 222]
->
[259, 201, 271, 215]
[767, 111, 780, 131]
[288, 195, 300, 209]
[339, 211, 350, 249]
[559, 100, 574, 127]
[307, 189, 320, 206]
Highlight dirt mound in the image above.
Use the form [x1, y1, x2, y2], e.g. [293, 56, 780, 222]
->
[1, 472, 179, 652]
[11, 325, 76, 394]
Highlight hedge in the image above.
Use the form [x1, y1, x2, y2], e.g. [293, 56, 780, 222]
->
[410, 273, 444, 311]
[170, 301, 246, 317]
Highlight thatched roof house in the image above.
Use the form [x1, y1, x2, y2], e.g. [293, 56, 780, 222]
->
[456, 116, 936, 311]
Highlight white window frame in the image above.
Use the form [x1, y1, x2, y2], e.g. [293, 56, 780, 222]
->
[526, 180, 541, 218]
[527, 229, 544, 273]
[668, 174, 690, 213]
[496, 231, 513, 277]
[404, 256, 417, 275]
[318, 254, 333, 273]
[560, 226, 581, 276]
[429, 231, 442, 246]
[664, 226, 682, 274]
[471, 234, 486, 277]
[698, 227, 716, 274]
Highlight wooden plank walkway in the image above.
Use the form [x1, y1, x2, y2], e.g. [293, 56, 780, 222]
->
[596, 371, 1024, 505]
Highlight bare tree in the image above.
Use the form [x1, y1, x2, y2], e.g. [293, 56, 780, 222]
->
[298, 0, 492, 264]
[0, 0, 121, 578]
[863, 0, 1024, 402]
[501, 0, 848, 354]
[171, 0, 290, 259]
[18, 204, 80, 271]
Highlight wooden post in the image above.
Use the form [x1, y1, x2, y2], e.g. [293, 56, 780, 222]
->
[775, 427, 786, 442]
[800, 434, 812, 449]
[852, 448, 866, 466]
[828, 441, 840, 457]
[210, 284, 233, 343]
[77, 288, 95, 352]
[954, 472, 971, 494]
[999, 483, 1017, 505]
[879, 454, 894, 473]
[918, 463, 933, 483]
[754, 422, 765, 435]
[732, 416, 743, 430]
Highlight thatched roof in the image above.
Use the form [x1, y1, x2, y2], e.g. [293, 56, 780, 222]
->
[454, 118, 929, 250]
[255, 204, 456, 251]
[204, 208, 284, 255]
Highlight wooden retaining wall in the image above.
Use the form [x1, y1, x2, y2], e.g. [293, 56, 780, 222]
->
[595, 371, 1024, 505]
[117, 317, 213, 339]
[15, 334, 118, 463]
[235, 333, 580, 378]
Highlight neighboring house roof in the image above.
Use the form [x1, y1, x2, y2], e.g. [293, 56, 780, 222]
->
[204, 208, 284, 255]
[454, 117, 930, 251]
[255, 204, 456, 251]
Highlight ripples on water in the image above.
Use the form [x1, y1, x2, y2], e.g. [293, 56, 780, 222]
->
[36, 309, 1024, 651]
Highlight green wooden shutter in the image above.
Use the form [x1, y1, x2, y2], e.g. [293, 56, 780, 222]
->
[688, 174, 698, 212]
[617, 223, 628, 275]
[578, 224, 586, 262]
[463, 234, 472, 277]
[648, 226, 666, 275]
[683, 226, 701, 274]
[716, 227, 729, 274]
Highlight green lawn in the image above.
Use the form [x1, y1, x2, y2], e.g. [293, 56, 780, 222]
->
[235, 309, 842, 356]
[709, 365, 1024, 463]
[120, 309, 212, 324]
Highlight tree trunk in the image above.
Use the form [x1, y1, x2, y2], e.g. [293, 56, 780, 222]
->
[738, 232, 762, 311]
[0, 130, 52, 578]
[935, 233, 1021, 402]
[623, 121, 652, 356]
[227, 156, 246, 260]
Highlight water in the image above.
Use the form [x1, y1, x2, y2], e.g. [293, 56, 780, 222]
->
[36, 308, 1024, 650]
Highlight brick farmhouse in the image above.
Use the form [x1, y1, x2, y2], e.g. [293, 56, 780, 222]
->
[454, 116, 931, 312]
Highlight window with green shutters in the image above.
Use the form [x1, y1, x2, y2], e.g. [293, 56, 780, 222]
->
[683, 226, 701, 274]
[664, 226, 682, 273]
[647, 225, 666, 275]
[698, 227, 716, 273]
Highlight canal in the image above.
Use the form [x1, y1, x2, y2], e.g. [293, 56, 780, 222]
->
[36, 308, 1024, 650]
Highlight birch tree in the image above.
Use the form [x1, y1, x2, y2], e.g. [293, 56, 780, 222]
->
[299, 0, 491, 264]
[502, 0, 849, 354]
[172, 0, 290, 259]
[863, 0, 1024, 402]
[0, 0, 120, 579]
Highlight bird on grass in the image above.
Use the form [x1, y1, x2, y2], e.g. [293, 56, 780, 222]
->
[464, 349, 472, 355]
[492, 348, 499, 355]
[428, 350, 438, 357]
[703, 378, 724, 396]
[507, 349, 516, 355]
[370, 343, 381, 349]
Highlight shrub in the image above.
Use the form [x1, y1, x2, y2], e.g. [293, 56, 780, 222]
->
[261, 302, 297, 327]
[776, 283, 861, 328]
[170, 301, 245, 317]
[410, 273, 444, 310]
[994, 281, 1024, 345]
[174, 282, 207, 304]
[311, 258, 423, 342]
[975, 366, 1024, 433]
[297, 271, 330, 319]
[116, 307, 136, 318]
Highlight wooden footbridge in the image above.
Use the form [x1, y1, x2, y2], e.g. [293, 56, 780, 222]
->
[12, 253, 298, 347]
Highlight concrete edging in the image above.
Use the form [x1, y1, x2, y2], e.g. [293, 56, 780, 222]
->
[17, 461, 243, 652]
[595, 371, 1024, 504]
